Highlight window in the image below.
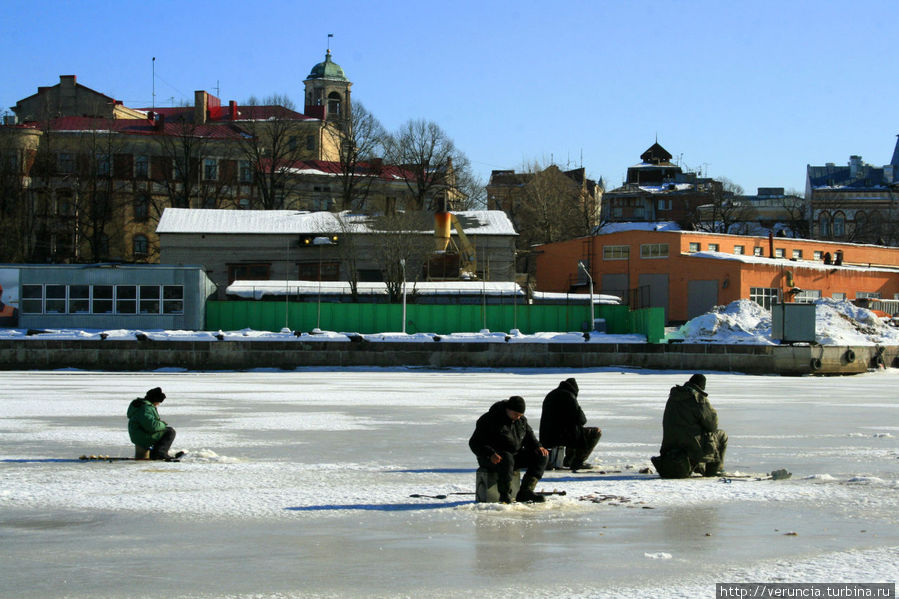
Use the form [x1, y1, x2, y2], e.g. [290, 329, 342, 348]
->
[792, 249, 803, 260]
[640, 243, 669, 259]
[813, 251, 823, 260]
[298, 261, 340, 281]
[139, 285, 160, 314]
[753, 247, 764, 257]
[656, 198, 671, 211]
[688, 242, 701, 253]
[774, 248, 785, 258]
[96, 153, 111, 176]
[162, 286, 184, 314]
[68, 285, 90, 314]
[228, 263, 271, 284]
[93, 285, 113, 314]
[134, 195, 149, 221]
[856, 292, 881, 299]
[21, 285, 43, 314]
[833, 212, 846, 238]
[57, 153, 74, 174]
[45, 285, 67, 313]
[733, 245, 745, 255]
[750, 287, 780, 310]
[818, 212, 831, 237]
[603, 245, 630, 260]
[203, 158, 218, 181]
[133, 234, 149, 257]
[134, 155, 149, 178]
[239, 160, 252, 183]
[793, 289, 821, 304]
[305, 135, 315, 151]
[832, 292, 846, 300]
[115, 285, 137, 314]
[708, 243, 719, 252]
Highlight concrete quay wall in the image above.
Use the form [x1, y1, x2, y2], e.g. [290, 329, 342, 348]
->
[1, 340, 896, 375]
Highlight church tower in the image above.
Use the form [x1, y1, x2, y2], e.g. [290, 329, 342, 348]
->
[304, 49, 353, 132]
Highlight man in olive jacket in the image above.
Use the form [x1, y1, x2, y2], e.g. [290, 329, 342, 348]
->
[469, 396, 550, 503]
[127, 387, 176, 460]
[539, 378, 602, 470]
[652, 374, 727, 478]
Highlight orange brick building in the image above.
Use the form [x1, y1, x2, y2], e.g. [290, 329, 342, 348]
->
[535, 230, 899, 324]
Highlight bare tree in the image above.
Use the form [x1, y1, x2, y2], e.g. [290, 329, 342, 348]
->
[369, 211, 433, 301]
[323, 101, 387, 211]
[0, 125, 32, 261]
[779, 189, 809, 238]
[330, 212, 367, 300]
[384, 119, 472, 211]
[236, 95, 314, 210]
[516, 162, 585, 246]
[694, 178, 751, 234]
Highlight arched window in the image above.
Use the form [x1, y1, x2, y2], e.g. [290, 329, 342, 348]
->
[327, 91, 341, 118]
[133, 234, 149, 257]
[818, 212, 831, 238]
[832, 211, 846, 238]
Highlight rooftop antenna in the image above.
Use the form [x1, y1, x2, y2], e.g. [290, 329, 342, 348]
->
[152, 57, 156, 109]
[215, 80, 220, 98]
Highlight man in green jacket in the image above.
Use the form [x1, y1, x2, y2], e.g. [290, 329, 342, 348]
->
[652, 374, 727, 478]
[127, 387, 177, 460]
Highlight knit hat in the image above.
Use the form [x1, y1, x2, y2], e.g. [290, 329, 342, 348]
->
[145, 387, 166, 403]
[506, 396, 526, 414]
[687, 374, 706, 391]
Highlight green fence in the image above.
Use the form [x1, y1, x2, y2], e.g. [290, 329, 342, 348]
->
[205, 301, 665, 343]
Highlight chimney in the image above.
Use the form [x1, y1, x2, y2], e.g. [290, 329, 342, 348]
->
[229, 100, 238, 120]
[154, 113, 165, 132]
[194, 90, 208, 125]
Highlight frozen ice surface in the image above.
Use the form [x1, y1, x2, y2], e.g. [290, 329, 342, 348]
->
[1, 368, 898, 598]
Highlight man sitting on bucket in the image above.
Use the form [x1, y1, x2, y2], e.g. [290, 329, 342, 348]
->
[127, 387, 179, 460]
[469, 396, 550, 503]
[652, 374, 728, 478]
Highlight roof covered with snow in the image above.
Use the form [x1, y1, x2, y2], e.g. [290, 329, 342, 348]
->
[687, 250, 899, 273]
[156, 208, 517, 236]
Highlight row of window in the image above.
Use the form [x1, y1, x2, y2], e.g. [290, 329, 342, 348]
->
[748, 287, 879, 310]
[602, 244, 670, 260]
[55, 153, 254, 183]
[21, 284, 184, 315]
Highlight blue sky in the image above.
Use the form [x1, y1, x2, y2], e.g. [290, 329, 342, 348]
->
[2, 0, 897, 196]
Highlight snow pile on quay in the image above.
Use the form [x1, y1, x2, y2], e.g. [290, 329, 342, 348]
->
[676, 298, 899, 345]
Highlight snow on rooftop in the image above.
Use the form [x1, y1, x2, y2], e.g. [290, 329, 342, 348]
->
[688, 250, 899, 274]
[596, 221, 681, 234]
[156, 208, 516, 236]
[227, 280, 527, 299]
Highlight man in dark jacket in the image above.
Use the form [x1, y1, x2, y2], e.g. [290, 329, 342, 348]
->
[652, 374, 727, 478]
[469, 396, 550, 503]
[127, 387, 177, 460]
[539, 378, 602, 470]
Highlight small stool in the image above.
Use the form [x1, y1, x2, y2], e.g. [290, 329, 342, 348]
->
[134, 445, 150, 460]
[475, 468, 521, 503]
[547, 447, 566, 470]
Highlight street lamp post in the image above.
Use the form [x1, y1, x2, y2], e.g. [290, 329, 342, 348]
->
[313, 236, 334, 330]
[400, 258, 406, 334]
[578, 261, 595, 332]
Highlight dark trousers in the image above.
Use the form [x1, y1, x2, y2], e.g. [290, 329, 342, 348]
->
[563, 426, 602, 468]
[477, 448, 548, 494]
[150, 427, 176, 459]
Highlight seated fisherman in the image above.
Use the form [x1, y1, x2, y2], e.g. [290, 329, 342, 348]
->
[127, 387, 178, 460]
[652, 374, 727, 478]
[469, 396, 550, 503]
[539, 377, 602, 470]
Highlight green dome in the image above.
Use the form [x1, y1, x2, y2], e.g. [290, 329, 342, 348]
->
[307, 50, 348, 81]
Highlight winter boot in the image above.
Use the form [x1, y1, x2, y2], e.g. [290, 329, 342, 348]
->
[498, 480, 513, 504]
[515, 475, 546, 503]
